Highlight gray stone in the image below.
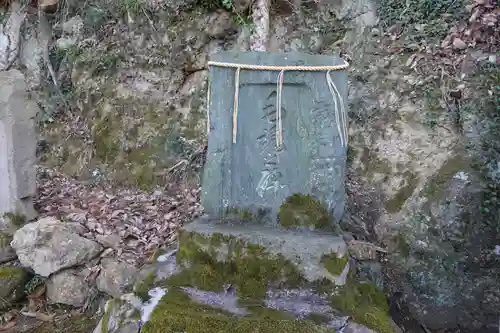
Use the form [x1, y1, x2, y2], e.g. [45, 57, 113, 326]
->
[62, 16, 84, 36]
[11, 217, 102, 277]
[92, 296, 142, 333]
[46, 269, 93, 307]
[97, 258, 138, 297]
[203, 51, 348, 224]
[0, 70, 38, 229]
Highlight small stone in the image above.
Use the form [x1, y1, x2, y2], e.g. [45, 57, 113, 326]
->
[96, 258, 138, 297]
[62, 16, 84, 36]
[453, 38, 467, 50]
[0, 267, 28, 309]
[46, 269, 92, 307]
[56, 37, 76, 50]
[488, 55, 497, 64]
[11, 217, 103, 277]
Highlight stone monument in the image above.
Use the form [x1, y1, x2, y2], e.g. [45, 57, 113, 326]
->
[0, 70, 38, 232]
[139, 52, 396, 333]
[203, 52, 349, 224]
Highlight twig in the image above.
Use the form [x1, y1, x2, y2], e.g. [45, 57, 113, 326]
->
[140, 5, 161, 44]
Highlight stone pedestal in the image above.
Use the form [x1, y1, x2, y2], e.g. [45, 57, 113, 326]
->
[0, 70, 38, 232]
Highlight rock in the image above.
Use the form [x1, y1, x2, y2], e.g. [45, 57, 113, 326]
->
[95, 234, 122, 250]
[97, 258, 138, 297]
[205, 11, 234, 38]
[56, 37, 77, 50]
[0, 233, 17, 264]
[46, 269, 93, 307]
[62, 16, 84, 36]
[19, 34, 43, 90]
[11, 217, 102, 277]
[92, 296, 142, 333]
[453, 38, 467, 50]
[343, 322, 376, 333]
[0, 69, 38, 227]
[0, 267, 28, 309]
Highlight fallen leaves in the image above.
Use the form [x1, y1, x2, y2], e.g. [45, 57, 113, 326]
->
[35, 166, 203, 263]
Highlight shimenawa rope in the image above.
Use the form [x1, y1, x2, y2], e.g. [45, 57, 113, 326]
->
[206, 60, 349, 149]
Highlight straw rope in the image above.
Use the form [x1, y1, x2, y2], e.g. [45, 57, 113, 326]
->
[206, 59, 350, 149]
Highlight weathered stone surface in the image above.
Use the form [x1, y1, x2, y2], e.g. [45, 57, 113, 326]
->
[0, 3, 25, 70]
[181, 218, 349, 285]
[203, 51, 348, 224]
[46, 269, 93, 307]
[92, 296, 142, 333]
[11, 217, 102, 277]
[0, 266, 28, 309]
[0, 69, 38, 229]
[97, 258, 138, 297]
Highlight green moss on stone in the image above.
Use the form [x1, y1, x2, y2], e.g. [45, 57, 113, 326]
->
[0, 232, 13, 247]
[422, 155, 467, 201]
[225, 208, 254, 221]
[331, 280, 395, 333]
[2, 212, 27, 227]
[385, 171, 418, 213]
[168, 230, 305, 301]
[134, 271, 156, 302]
[142, 288, 335, 333]
[0, 267, 28, 309]
[360, 147, 392, 182]
[394, 231, 411, 257]
[278, 194, 331, 230]
[321, 253, 348, 276]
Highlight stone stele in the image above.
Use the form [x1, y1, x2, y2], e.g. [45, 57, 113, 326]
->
[202, 51, 348, 225]
[0, 69, 38, 231]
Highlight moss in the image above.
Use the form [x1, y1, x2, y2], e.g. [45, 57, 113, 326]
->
[2, 212, 27, 227]
[167, 230, 305, 301]
[320, 253, 349, 276]
[278, 194, 332, 230]
[134, 271, 156, 302]
[26, 315, 99, 333]
[331, 280, 394, 333]
[0, 232, 13, 247]
[0, 267, 28, 308]
[385, 171, 418, 213]
[360, 148, 392, 182]
[142, 288, 335, 333]
[225, 208, 254, 221]
[394, 231, 411, 257]
[306, 313, 331, 325]
[422, 155, 467, 201]
[100, 301, 114, 333]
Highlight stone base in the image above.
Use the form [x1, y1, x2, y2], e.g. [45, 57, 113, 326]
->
[135, 217, 397, 333]
[180, 217, 350, 285]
